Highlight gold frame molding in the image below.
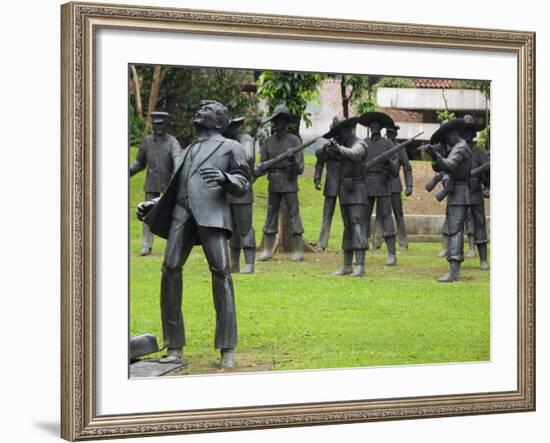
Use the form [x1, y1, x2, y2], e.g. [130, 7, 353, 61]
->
[61, 1, 536, 440]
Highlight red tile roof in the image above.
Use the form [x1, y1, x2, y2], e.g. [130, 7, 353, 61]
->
[378, 107, 423, 123]
[410, 78, 457, 89]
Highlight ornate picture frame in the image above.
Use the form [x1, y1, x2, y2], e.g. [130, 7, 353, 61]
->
[61, 1, 535, 440]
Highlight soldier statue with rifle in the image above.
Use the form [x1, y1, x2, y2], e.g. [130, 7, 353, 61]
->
[319, 116, 369, 276]
[420, 118, 472, 282]
[256, 104, 306, 262]
[224, 117, 257, 274]
[461, 114, 490, 270]
[362, 111, 402, 266]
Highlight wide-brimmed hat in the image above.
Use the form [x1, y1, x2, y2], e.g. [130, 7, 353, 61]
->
[322, 115, 361, 139]
[262, 104, 299, 125]
[386, 123, 400, 132]
[150, 111, 170, 123]
[358, 111, 395, 129]
[129, 333, 160, 361]
[430, 118, 466, 144]
[226, 116, 245, 130]
[462, 114, 486, 132]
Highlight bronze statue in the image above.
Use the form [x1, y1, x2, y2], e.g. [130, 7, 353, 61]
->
[462, 114, 490, 270]
[321, 116, 369, 276]
[137, 100, 250, 369]
[130, 111, 181, 255]
[224, 117, 256, 274]
[314, 143, 340, 250]
[420, 118, 471, 282]
[377, 124, 413, 250]
[258, 104, 305, 262]
[362, 112, 400, 266]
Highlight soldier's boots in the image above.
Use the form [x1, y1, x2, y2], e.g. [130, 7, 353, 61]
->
[291, 234, 305, 261]
[241, 248, 255, 274]
[438, 260, 461, 283]
[259, 234, 275, 261]
[220, 348, 235, 369]
[373, 235, 383, 250]
[478, 243, 489, 270]
[140, 247, 152, 256]
[385, 236, 397, 266]
[229, 247, 240, 273]
[399, 240, 409, 252]
[159, 347, 184, 364]
[438, 235, 449, 257]
[466, 235, 477, 258]
[350, 249, 366, 277]
[334, 251, 354, 276]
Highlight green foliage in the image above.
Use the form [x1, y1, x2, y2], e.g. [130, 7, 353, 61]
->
[152, 67, 260, 146]
[454, 79, 491, 99]
[129, 104, 146, 147]
[376, 76, 415, 88]
[352, 75, 382, 114]
[436, 109, 457, 123]
[257, 71, 325, 131]
[476, 127, 490, 149]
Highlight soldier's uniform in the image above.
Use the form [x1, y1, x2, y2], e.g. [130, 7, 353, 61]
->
[362, 111, 400, 266]
[225, 119, 256, 273]
[374, 126, 413, 250]
[258, 105, 305, 262]
[314, 148, 340, 249]
[462, 114, 490, 269]
[130, 112, 181, 255]
[429, 119, 472, 282]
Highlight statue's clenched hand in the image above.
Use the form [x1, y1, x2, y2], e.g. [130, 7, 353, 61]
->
[137, 200, 156, 221]
[199, 167, 227, 187]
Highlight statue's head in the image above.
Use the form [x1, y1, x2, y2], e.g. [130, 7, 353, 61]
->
[150, 111, 169, 136]
[193, 100, 229, 132]
[368, 121, 382, 136]
[445, 130, 461, 146]
[272, 114, 291, 133]
[386, 125, 399, 141]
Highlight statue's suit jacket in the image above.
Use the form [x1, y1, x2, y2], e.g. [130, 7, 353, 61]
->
[144, 134, 250, 240]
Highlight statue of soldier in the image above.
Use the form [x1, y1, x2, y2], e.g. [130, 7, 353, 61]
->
[422, 118, 471, 282]
[137, 100, 250, 369]
[321, 116, 369, 276]
[381, 124, 413, 250]
[462, 114, 490, 270]
[362, 112, 400, 266]
[130, 111, 181, 255]
[314, 141, 340, 250]
[258, 104, 305, 262]
[223, 117, 257, 274]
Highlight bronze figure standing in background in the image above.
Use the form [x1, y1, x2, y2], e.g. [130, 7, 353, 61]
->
[224, 117, 257, 274]
[314, 141, 340, 250]
[130, 111, 181, 255]
[362, 112, 400, 266]
[258, 104, 305, 262]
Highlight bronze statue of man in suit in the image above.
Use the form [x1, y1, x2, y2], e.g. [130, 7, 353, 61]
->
[137, 100, 250, 368]
[258, 104, 305, 262]
[224, 117, 257, 274]
[130, 112, 181, 255]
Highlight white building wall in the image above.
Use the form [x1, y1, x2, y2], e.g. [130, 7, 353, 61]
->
[377, 87, 488, 110]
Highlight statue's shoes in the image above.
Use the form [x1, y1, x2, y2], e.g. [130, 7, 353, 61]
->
[437, 249, 448, 258]
[333, 266, 353, 276]
[159, 349, 184, 364]
[386, 255, 397, 266]
[140, 248, 152, 256]
[437, 273, 460, 283]
[258, 251, 273, 261]
[291, 252, 304, 261]
[466, 249, 477, 258]
[480, 261, 490, 271]
[220, 349, 235, 369]
[350, 265, 365, 277]
[241, 264, 255, 274]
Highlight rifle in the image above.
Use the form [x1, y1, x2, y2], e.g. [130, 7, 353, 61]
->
[434, 161, 490, 202]
[417, 142, 446, 158]
[364, 131, 424, 171]
[253, 136, 323, 178]
[425, 171, 444, 192]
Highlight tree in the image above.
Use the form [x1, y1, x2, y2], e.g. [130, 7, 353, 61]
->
[256, 72, 325, 253]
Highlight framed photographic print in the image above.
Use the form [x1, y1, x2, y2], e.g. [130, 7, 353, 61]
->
[61, 1, 535, 440]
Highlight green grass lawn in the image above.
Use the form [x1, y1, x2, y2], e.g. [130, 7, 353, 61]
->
[129, 148, 490, 375]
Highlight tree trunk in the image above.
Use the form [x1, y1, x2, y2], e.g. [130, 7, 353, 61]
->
[340, 77, 349, 118]
[145, 66, 167, 133]
[271, 200, 316, 254]
[130, 65, 143, 118]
